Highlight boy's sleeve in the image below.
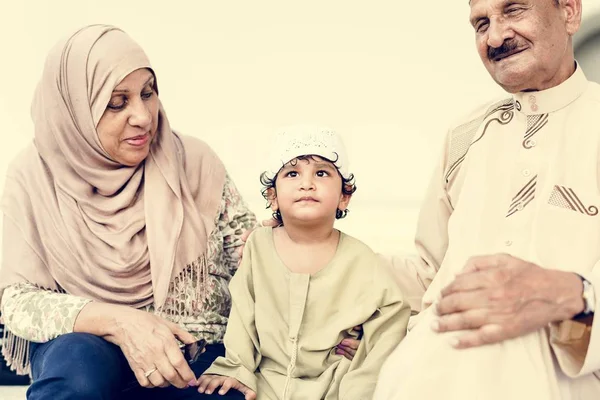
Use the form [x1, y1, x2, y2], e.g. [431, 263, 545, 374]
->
[338, 260, 411, 400]
[202, 236, 261, 392]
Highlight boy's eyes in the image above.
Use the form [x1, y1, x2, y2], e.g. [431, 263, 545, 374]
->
[284, 170, 330, 177]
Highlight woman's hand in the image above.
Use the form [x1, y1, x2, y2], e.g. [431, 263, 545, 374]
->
[197, 375, 257, 399]
[75, 302, 197, 389]
[236, 218, 278, 260]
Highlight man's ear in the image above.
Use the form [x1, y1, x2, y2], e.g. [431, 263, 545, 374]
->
[561, 0, 582, 36]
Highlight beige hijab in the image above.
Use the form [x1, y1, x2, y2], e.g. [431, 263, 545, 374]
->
[0, 25, 225, 308]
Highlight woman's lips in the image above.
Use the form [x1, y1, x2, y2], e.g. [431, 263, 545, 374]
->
[124, 134, 149, 147]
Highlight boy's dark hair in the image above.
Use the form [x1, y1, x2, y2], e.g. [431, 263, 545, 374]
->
[259, 154, 357, 225]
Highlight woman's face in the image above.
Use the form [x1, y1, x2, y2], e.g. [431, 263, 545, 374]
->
[96, 68, 159, 166]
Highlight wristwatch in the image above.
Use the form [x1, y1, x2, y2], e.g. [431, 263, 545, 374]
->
[573, 275, 595, 320]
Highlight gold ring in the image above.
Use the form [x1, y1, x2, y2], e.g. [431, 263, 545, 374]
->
[143, 367, 157, 378]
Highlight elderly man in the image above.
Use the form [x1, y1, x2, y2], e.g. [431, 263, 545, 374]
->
[374, 0, 600, 398]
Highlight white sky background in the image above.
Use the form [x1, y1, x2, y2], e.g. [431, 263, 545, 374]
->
[1, 0, 599, 255]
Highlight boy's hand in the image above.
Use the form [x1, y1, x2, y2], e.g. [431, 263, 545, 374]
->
[197, 375, 256, 399]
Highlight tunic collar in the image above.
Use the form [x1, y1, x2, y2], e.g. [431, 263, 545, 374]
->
[512, 63, 589, 115]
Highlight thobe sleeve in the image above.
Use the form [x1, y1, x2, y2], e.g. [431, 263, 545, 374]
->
[338, 261, 411, 400]
[202, 237, 260, 392]
[549, 267, 600, 378]
[381, 131, 453, 312]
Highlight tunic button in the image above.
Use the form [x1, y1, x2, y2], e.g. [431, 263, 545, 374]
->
[522, 169, 531, 177]
[505, 240, 513, 247]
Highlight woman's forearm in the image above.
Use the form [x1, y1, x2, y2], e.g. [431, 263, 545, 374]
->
[1, 283, 91, 342]
[72, 301, 122, 338]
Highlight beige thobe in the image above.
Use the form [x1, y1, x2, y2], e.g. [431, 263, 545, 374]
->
[205, 227, 410, 400]
[375, 66, 600, 399]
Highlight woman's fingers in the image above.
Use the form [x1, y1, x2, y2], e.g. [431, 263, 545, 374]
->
[163, 339, 196, 388]
[159, 319, 198, 387]
[108, 310, 200, 390]
[146, 367, 168, 388]
[164, 319, 197, 345]
[118, 315, 197, 389]
[133, 368, 155, 388]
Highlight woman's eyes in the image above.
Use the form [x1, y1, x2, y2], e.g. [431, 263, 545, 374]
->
[106, 89, 154, 111]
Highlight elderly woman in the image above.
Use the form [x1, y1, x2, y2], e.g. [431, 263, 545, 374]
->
[0, 25, 256, 399]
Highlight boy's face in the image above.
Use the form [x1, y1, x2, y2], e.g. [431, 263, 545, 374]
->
[270, 155, 351, 225]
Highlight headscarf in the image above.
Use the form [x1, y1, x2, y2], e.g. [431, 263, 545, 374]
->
[0, 24, 225, 309]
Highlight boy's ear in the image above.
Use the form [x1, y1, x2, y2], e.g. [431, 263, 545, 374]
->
[266, 188, 278, 209]
[339, 190, 352, 210]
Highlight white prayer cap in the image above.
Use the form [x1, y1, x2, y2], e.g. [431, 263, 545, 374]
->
[263, 124, 352, 181]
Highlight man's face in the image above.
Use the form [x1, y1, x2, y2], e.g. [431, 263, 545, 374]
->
[469, 0, 581, 93]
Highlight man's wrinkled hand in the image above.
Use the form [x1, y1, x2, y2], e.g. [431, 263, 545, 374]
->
[432, 253, 584, 349]
[336, 326, 362, 359]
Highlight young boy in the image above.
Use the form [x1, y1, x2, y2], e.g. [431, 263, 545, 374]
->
[198, 125, 409, 400]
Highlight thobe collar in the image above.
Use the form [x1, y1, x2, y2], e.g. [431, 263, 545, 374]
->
[512, 63, 589, 115]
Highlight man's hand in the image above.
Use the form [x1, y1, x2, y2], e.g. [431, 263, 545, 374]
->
[197, 375, 256, 400]
[432, 253, 584, 349]
[336, 326, 362, 359]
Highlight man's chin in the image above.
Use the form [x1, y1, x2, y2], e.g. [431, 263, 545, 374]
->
[490, 64, 535, 93]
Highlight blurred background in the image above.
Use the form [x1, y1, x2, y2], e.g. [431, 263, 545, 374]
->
[1, 0, 600, 395]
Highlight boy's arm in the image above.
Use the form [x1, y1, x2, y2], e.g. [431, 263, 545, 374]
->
[338, 261, 411, 400]
[203, 240, 260, 392]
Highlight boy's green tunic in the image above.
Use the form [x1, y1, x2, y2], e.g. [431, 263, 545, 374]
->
[205, 226, 410, 400]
